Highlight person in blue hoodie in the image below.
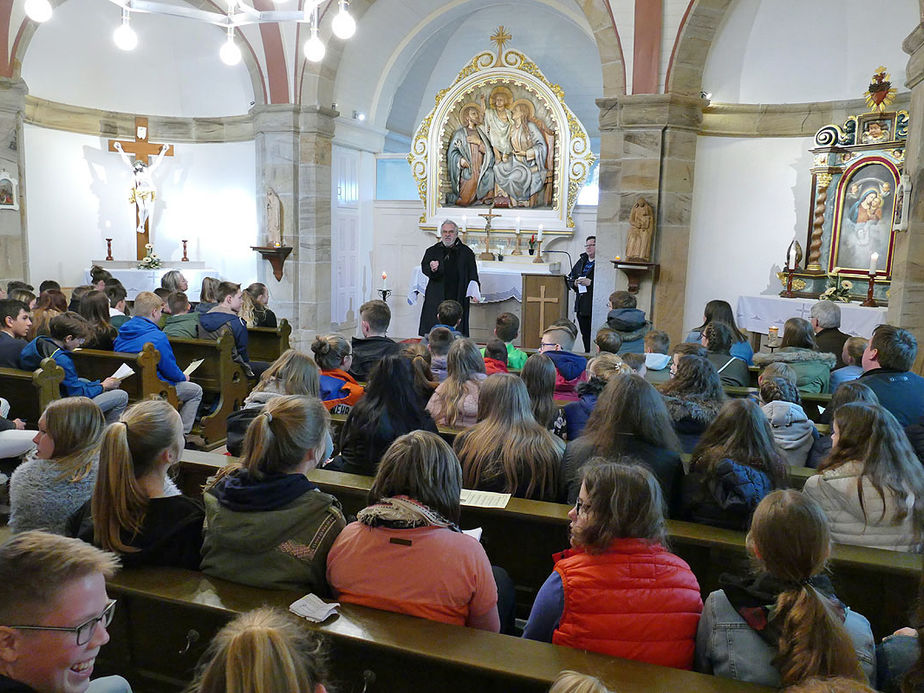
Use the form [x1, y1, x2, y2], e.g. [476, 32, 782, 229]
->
[538, 326, 586, 401]
[19, 311, 128, 423]
[114, 291, 203, 434]
[199, 281, 269, 377]
[604, 291, 651, 354]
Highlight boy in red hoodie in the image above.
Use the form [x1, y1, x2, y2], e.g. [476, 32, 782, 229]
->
[483, 338, 509, 375]
[539, 326, 587, 401]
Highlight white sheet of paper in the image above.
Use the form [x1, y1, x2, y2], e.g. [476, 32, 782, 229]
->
[289, 594, 340, 623]
[460, 489, 510, 508]
[466, 280, 482, 302]
[462, 527, 484, 542]
[111, 363, 135, 380]
[184, 359, 205, 377]
[577, 283, 587, 293]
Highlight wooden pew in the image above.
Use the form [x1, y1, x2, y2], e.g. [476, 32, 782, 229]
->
[245, 318, 291, 363]
[174, 453, 921, 640]
[70, 343, 180, 409]
[0, 357, 64, 425]
[100, 566, 773, 693]
[168, 334, 249, 449]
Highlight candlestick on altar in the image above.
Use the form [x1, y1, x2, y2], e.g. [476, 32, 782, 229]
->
[861, 273, 878, 307]
[181, 239, 189, 262]
[532, 240, 544, 263]
[105, 238, 114, 262]
[512, 233, 523, 255]
[378, 288, 392, 302]
[781, 267, 796, 298]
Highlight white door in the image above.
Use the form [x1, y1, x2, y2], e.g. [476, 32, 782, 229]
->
[332, 146, 360, 324]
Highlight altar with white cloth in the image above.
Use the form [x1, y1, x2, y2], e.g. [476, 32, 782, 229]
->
[84, 262, 217, 302]
[407, 258, 562, 306]
[736, 295, 888, 339]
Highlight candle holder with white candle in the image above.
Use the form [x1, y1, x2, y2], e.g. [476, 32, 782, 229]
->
[378, 272, 391, 302]
[511, 216, 523, 255]
[861, 253, 879, 307]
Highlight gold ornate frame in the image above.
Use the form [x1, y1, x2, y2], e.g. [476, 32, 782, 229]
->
[407, 42, 594, 230]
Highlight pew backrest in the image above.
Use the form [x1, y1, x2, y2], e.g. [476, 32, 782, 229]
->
[71, 343, 179, 408]
[245, 318, 291, 363]
[0, 356, 64, 424]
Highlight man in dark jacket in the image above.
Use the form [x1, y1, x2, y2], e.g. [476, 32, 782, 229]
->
[349, 300, 400, 382]
[859, 324, 924, 426]
[418, 220, 479, 336]
[0, 299, 31, 368]
[566, 236, 595, 353]
[605, 291, 650, 354]
[115, 291, 203, 434]
[810, 301, 849, 369]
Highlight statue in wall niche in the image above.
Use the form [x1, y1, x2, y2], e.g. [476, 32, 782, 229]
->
[266, 187, 283, 246]
[625, 197, 654, 261]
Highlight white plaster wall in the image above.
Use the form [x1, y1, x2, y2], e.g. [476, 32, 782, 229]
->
[684, 136, 814, 334]
[374, 201, 597, 339]
[703, 0, 918, 104]
[23, 124, 258, 287]
[22, 0, 254, 117]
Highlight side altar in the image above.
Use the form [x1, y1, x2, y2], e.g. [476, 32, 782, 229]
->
[85, 261, 217, 302]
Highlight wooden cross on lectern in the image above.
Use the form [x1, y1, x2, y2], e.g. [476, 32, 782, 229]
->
[108, 117, 174, 261]
[526, 284, 559, 331]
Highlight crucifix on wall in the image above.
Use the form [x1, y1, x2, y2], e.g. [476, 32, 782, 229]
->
[108, 117, 174, 261]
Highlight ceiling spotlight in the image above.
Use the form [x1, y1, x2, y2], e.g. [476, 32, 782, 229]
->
[113, 9, 138, 51]
[220, 26, 241, 65]
[24, 0, 53, 23]
[331, 0, 355, 40]
[304, 26, 325, 62]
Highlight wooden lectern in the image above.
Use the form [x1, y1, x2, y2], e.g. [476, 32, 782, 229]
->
[521, 274, 568, 349]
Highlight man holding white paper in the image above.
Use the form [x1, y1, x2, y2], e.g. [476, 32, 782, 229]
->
[114, 292, 203, 435]
[418, 220, 480, 337]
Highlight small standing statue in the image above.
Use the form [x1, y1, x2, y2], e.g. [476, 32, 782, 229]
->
[114, 140, 170, 234]
[266, 188, 283, 246]
[625, 197, 654, 261]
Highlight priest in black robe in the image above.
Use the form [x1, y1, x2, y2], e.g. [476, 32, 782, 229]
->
[418, 220, 480, 336]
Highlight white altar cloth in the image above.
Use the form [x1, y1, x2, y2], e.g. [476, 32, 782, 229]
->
[736, 295, 888, 338]
[408, 259, 562, 306]
[83, 267, 218, 302]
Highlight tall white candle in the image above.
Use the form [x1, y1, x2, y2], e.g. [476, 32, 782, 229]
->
[869, 252, 879, 274]
[537, 224, 544, 242]
[515, 216, 521, 235]
[788, 246, 797, 269]
[462, 216, 467, 235]
[382, 271, 387, 289]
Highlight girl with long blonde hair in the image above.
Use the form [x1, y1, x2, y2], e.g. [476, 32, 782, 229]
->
[454, 373, 563, 501]
[202, 395, 345, 592]
[9, 397, 104, 534]
[187, 607, 328, 693]
[67, 399, 204, 569]
[695, 490, 875, 687]
[426, 337, 486, 427]
[804, 402, 924, 552]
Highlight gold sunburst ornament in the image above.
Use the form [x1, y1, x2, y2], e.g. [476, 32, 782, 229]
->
[865, 66, 897, 113]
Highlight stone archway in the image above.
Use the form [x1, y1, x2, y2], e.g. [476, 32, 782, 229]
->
[665, 0, 735, 97]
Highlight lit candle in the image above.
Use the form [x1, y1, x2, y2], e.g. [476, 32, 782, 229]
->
[515, 216, 521, 235]
[382, 271, 387, 289]
[869, 252, 879, 275]
[537, 224, 544, 242]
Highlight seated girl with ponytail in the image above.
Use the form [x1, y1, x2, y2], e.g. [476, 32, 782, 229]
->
[311, 335, 364, 413]
[201, 395, 346, 593]
[694, 489, 876, 687]
[67, 399, 205, 569]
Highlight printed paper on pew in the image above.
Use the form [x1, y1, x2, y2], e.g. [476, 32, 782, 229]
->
[110, 363, 135, 381]
[184, 359, 204, 377]
[460, 489, 510, 508]
[462, 527, 483, 542]
[289, 593, 340, 623]
[466, 281, 482, 302]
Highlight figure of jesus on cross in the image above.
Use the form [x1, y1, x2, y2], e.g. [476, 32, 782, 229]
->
[109, 117, 174, 261]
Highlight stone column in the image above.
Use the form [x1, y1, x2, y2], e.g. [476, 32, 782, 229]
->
[0, 78, 28, 285]
[594, 94, 703, 343]
[894, 25, 924, 370]
[252, 104, 336, 349]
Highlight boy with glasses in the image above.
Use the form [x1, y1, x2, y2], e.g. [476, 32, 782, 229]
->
[0, 531, 131, 693]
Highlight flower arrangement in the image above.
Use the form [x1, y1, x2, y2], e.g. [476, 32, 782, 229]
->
[528, 234, 536, 255]
[819, 277, 853, 302]
[137, 243, 162, 269]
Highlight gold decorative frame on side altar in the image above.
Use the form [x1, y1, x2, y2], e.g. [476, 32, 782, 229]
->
[407, 27, 595, 233]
